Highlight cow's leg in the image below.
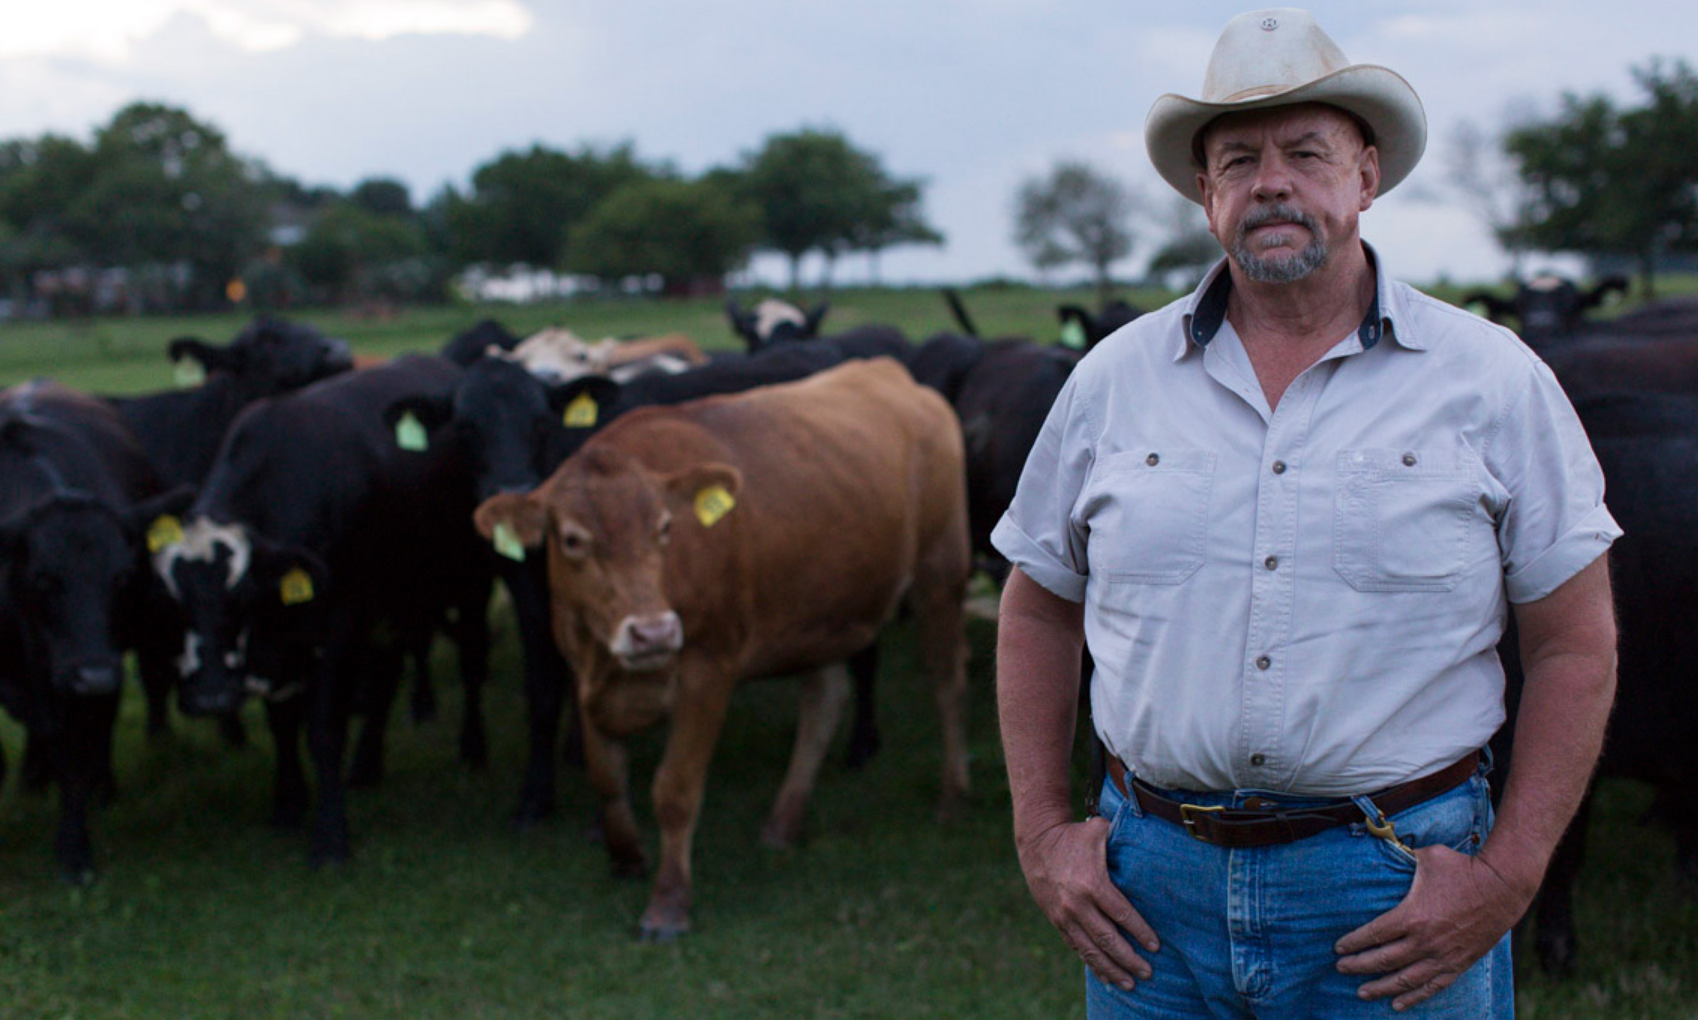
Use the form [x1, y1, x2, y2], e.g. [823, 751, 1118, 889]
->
[1534, 789, 1592, 975]
[264, 696, 309, 829]
[641, 668, 735, 941]
[842, 643, 880, 770]
[762, 662, 850, 849]
[348, 637, 403, 789]
[581, 701, 645, 875]
[306, 649, 354, 866]
[509, 564, 570, 828]
[21, 728, 51, 792]
[452, 581, 493, 770]
[49, 699, 96, 883]
[910, 550, 972, 820]
[132, 624, 177, 739]
[1669, 782, 1698, 884]
[409, 631, 437, 724]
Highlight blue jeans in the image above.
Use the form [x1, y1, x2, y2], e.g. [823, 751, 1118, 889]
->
[1086, 764, 1513, 1018]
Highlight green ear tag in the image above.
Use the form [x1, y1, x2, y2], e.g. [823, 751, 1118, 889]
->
[563, 392, 599, 428]
[395, 411, 429, 452]
[492, 521, 527, 563]
[173, 359, 207, 388]
[1059, 319, 1087, 350]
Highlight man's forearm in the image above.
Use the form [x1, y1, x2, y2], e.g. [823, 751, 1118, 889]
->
[1485, 558, 1618, 897]
[996, 568, 1087, 846]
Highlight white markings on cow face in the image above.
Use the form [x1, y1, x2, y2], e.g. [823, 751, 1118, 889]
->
[752, 299, 805, 344]
[153, 518, 251, 598]
[177, 630, 202, 677]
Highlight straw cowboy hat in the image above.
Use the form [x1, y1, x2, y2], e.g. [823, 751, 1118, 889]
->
[1145, 8, 1426, 202]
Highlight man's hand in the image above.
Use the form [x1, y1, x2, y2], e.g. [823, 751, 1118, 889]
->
[1017, 816, 1160, 992]
[1334, 843, 1534, 1010]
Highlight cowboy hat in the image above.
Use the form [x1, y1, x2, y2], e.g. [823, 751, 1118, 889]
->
[1145, 8, 1426, 202]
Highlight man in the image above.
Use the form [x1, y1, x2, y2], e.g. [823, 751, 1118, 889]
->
[994, 9, 1619, 1017]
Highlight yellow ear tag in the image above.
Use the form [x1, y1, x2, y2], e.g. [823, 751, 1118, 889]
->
[492, 521, 527, 563]
[146, 515, 185, 553]
[279, 568, 315, 606]
[1059, 319, 1087, 350]
[563, 392, 599, 428]
[172, 359, 206, 388]
[395, 411, 429, 452]
[694, 484, 736, 528]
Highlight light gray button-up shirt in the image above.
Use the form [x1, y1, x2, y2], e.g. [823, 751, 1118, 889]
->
[991, 249, 1621, 796]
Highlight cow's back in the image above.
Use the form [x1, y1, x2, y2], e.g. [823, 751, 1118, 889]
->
[594, 357, 966, 675]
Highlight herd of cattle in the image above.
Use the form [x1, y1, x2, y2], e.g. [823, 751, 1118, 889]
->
[0, 281, 1691, 952]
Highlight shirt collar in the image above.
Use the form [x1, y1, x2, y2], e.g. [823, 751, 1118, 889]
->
[1176, 242, 1421, 361]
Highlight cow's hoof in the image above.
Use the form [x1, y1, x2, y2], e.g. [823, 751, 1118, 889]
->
[58, 863, 97, 886]
[638, 917, 689, 942]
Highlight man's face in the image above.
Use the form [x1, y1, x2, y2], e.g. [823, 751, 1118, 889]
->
[1195, 104, 1380, 284]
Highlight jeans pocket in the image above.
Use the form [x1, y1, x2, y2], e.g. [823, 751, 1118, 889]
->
[1363, 780, 1486, 871]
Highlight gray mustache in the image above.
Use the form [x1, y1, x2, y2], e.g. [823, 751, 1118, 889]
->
[1239, 204, 1318, 236]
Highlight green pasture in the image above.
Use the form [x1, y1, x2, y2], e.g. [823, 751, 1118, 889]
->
[1, 288, 1695, 1018]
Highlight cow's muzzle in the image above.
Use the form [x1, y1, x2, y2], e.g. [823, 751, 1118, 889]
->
[610, 612, 683, 672]
[55, 658, 122, 696]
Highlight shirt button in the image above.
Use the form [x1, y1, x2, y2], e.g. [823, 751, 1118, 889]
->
[1402, 452, 1418, 467]
[1146, 453, 1160, 466]
[1271, 460, 1287, 475]
[1250, 753, 1267, 767]
[1255, 655, 1272, 670]
[1264, 555, 1278, 571]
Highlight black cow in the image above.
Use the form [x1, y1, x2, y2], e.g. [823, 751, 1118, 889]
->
[1057, 300, 1141, 351]
[1463, 275, 1628, 348]
[150, 355, 492, 864]
[440, 318, 521, 367]
[0, 381, 188, 880]
[1493, 390, 1698, 975]
[725, 297, 911, 361]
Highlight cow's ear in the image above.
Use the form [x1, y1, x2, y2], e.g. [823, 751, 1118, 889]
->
[128, 486, 197, 542]
[1461, 291, 1511, 323]
[0, 416, 35, 454]
[803, 302, 830, 337]
[547, 377, 620, 429]
[1584, 275, 1630, 310]
[664, 462, 744, 529]
[251, 537, 328, 609]
[168, 337, 238, 373]
[383, 395, 454, 451]
[725, 299, 756, 343]
[474, 493, 547, 550]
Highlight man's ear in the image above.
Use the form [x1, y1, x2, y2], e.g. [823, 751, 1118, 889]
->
[473, 493, 548, 548]
[1357, 144, 1380, 211]
[664, 463, 744, 529]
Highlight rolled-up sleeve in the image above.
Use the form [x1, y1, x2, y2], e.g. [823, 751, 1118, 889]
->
[991, 370, 1098, 602]
[1487, 360, 1622, 603]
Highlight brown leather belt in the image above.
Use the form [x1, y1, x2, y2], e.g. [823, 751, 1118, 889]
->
[1105, 751, 1480, 849]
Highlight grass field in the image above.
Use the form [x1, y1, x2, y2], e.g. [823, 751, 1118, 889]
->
[1, 287, 1695, 1018]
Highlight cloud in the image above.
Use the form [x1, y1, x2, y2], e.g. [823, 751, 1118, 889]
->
[0, 0, 532, 61]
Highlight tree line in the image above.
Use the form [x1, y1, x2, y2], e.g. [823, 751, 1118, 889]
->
[0, 103, 940, 315]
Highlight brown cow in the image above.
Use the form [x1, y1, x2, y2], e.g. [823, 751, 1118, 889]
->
[475, 357, 970, 939]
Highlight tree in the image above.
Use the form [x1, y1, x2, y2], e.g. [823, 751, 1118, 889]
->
[1144, 194, 1219, 289]
[448, 143, 655, 267]
[1503, 59, 1698, 297]
[288, 201, 429, 304]
[738, 128, 931, 290]
[350, 177, 413, 218]
[1014, 161, 1139, 305]
[1446, 117, 1539, 277]
[563, 178, 760, 291]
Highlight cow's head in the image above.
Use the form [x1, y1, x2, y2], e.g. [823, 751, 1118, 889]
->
[169, 316, 355, 394]
[0, 485, 191, 696]
[1464, 275, 1628, 345]
[475, 447, 741, 679]
[1057, 300, 1141, 352]
[384, 360, 620, 504]
[150, 517, 326, 716]
[726, 298, 829, 352]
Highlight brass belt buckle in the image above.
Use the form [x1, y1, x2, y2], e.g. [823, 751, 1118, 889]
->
[1179, 803, 1225, 840]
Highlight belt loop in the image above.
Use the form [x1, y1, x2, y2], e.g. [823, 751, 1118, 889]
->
[1478, 745, 1494, 778]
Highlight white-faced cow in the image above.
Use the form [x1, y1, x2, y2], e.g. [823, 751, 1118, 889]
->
[475, 358, 971, 939]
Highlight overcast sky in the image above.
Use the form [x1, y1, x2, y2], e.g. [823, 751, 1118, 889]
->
[1, 0, 1690, 288]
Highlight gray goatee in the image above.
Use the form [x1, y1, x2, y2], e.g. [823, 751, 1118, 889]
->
[1232, 203, 1328, 283]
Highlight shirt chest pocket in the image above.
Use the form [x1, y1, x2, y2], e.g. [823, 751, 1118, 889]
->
[1333, 449, 1479, 592]
[1082, 449, 1216, 584]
